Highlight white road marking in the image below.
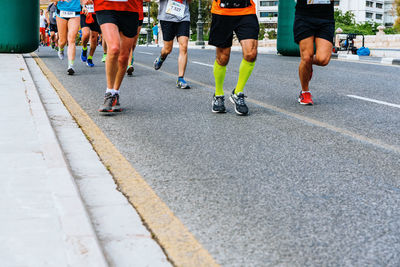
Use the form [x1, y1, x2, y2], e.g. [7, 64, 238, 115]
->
[192, 61, 214, 68]
[138, 52, 154, 55]
[347, 95, 400, 109]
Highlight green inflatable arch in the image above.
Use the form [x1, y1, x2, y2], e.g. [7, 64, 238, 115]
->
[0, 0, 39, 53]
[277, 0, 300, 56]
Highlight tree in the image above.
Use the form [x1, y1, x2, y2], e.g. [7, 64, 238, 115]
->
[334, 10, 355, 25]
[394, 0, 400, 31]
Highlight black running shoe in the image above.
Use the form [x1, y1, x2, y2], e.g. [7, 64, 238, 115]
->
[212, 95, 226, 113]
[112, 93, 122, 112]
[229, 89, 248, 116]
[127, 65, 134, 76]
[67, 66, 75, 75]
[98, 92, 115, 112]
[154, 56, 164, 70]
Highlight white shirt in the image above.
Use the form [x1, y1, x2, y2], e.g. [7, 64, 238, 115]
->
[40, 15, 46, 28]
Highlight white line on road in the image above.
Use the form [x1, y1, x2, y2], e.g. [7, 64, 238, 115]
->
[347, 95, 400, 109]
[192, 61, 214, 68]
[138, 52, 154, 55]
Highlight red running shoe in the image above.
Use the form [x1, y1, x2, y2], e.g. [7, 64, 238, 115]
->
[298, 91, 314, 105]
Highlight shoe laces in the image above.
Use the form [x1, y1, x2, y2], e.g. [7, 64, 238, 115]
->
[236, 93, 247, 106]
[214, 96, 224, 106]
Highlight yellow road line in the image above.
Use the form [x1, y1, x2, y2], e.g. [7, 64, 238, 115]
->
[31, 53, 219, 267]
[136, 61, 400, 155]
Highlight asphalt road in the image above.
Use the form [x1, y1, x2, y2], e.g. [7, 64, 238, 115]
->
[37, 45, 400, 266]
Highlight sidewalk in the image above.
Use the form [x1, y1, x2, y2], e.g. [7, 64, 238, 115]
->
[0, 53, 171, 266]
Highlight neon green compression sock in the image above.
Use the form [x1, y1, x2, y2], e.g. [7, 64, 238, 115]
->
[88, 56, 93, 60]
[234, 59, 256, 94]
[213, 60, 226, 96]
[82, 46, 88, 51]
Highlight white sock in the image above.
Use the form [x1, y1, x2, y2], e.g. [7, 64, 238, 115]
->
[113, 90, 119, 95]
[302, 91, 311, 94]
[106, 88, 113, 94]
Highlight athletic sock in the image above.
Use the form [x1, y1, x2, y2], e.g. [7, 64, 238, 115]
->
[213, 60, 226, 96]
[114, 90, 119, 95]
[60, 48, 64, 52]
[88, 56, 93, 60]
[302, 91, 310, 94]
[68, 60, 74, 66]
[234, 59, 256, 95]
[106, 88, 113, 94]
[82, 46, 88, 51]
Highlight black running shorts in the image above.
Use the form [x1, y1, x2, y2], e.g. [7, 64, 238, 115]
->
[138, 19, 143, 27]
[293, 15, 335, 44]
[80, 14, 102, 33]
[160, 21, 190, 41]
[96, 10, 139, 38]
[208, 14, 259, 48]
[50, 23, 58, 33]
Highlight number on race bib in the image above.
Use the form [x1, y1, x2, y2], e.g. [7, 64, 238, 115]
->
[60, 10, 76, 18]
[166, 0, 185, 19]
[307, 0, 331, 4]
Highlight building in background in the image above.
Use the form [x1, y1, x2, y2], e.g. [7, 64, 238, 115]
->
[254, 0, 398, 29]
[255, 0, 279, 29]
[335, 0, 397, 27]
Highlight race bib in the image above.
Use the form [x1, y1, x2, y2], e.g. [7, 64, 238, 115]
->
[86, 4, 95, 13]
[307, 0, 331, 4]
[60, 10, 76, 18]
[166, 0, 185, 19]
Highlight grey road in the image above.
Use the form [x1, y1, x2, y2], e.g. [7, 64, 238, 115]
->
[37, 46, 400, 266]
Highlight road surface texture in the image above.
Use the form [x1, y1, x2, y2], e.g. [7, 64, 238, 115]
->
[37, 46, 400, 266]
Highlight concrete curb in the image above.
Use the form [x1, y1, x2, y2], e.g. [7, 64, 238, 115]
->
[21, 54, 109, 267]
[32, 53, 220, 267]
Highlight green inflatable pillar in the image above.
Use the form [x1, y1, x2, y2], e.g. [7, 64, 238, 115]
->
[0, 0, 39, 53]
[277, 0, 299, 56]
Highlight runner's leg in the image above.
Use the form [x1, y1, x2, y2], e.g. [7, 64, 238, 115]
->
[56, 16, 68, 52]
[298, 36, 315, 92]
[313, 37, 333, 67]
[101, 23, 120, 89]
[234, 39, 257, 94]
[177, 36, 188, 77]
[67, 17, 80, 67]
[89, 31, 99, 57]
[114, 32, 135, 90]
[214, 47, 230, 96]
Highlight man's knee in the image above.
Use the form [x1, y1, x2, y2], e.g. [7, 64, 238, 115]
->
[163, 45, 173, 54]
[301, 54, 314, 65]
[315, 55, 331, 66]
[108, 44, 120, 56]
[243, 50, 257, 62]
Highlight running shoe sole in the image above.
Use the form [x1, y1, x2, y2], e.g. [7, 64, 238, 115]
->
[298, 98, 313, 105]
[176, 83, 191, 89]
[211, 108, 226, 113]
